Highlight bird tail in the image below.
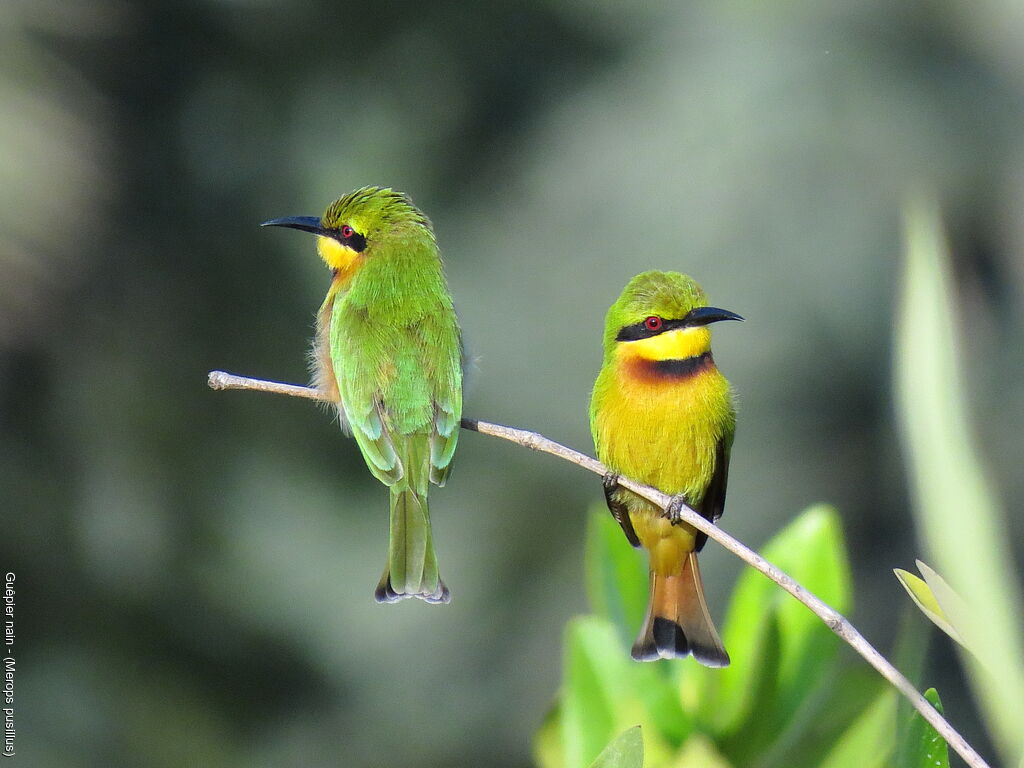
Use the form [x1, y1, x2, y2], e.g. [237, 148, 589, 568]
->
[631, 551, 729, 666]
[374, 484, 449, 604]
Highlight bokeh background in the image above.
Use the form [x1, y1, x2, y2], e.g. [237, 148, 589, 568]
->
[3, 1, 1024, 766]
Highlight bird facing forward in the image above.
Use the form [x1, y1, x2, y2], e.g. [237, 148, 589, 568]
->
[590, 271, 742, 664]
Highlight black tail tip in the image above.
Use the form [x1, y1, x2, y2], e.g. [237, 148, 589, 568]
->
[631, 618, 730, 666]
[694, 645, 730, 668]
[374, 575, 450, 605]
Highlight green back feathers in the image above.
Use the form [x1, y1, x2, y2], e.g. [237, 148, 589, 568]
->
[264, 185, 460, 602]
[601, 271, 708, 357]
[325, 187, 463, 489]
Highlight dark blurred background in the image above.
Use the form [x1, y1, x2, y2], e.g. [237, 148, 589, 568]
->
[2, 1, 1023, 765]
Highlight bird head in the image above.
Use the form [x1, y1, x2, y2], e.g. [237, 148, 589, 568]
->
[261, 186, 434, 272]
[603, 271, 743, 363]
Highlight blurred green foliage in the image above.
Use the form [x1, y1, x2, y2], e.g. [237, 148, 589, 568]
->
[896, 201, 1024, 765]
[3, 1, 1023, 766]
[543, 510, 960, 768]
[540, 506, 892, 768]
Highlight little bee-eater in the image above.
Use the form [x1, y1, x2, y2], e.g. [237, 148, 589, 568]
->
[262, 187, 462, 604]
[590, 271, 742, 664]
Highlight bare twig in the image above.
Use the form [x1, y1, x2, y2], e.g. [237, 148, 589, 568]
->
[208, 370, 332, 401]
[207, 369, 991, 768]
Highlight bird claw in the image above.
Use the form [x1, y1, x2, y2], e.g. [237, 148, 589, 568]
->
[603, 472, 621, 493]
[665, 494, 688, 525]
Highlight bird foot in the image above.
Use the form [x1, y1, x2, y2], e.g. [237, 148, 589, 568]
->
[665, 494, 689, 525]
[602, 472, 621, 493]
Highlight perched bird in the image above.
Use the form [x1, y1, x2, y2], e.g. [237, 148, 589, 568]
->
[262, 187, 462, 604]
[590, 271, 742, 664]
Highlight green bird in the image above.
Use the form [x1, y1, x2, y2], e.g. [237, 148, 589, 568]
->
[590, 271, 741, 664]
[262, 187, 462, 604]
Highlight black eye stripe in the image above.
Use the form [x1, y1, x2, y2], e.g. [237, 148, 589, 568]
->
[334, 227, 367, 252]
[615, 317, 688, 341]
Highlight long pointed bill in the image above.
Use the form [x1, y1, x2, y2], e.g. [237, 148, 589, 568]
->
[260, 216, 326, 236]
[684, 306, 745, 326]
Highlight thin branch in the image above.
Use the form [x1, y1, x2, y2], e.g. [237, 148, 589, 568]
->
[207, 369, 991, 768]
[208, 370, 331, 402]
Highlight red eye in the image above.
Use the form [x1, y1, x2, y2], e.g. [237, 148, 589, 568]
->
[341, 225, 355, 238]
[644, 316, 663, 331]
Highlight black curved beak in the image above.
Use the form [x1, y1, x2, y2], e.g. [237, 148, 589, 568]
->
[260, 216, 327, 236]
[684, 306, 745, 326]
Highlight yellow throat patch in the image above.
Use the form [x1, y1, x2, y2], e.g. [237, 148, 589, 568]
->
[624, 327, 712, 362]
[317, 235, 362, 273]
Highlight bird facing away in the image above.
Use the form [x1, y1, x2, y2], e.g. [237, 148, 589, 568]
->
[262, 187, 462, 604]
[590, 271, 741, 664]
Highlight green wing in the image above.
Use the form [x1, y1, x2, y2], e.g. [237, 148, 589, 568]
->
[347, 396, 404, 486]
[331, 289, 462, 489]
[429, 369, 461, 485]
[426, 316, 463, 486]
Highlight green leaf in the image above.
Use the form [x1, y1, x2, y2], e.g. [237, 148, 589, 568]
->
[560, 617, 679, 768]
[562, 617, 628, 768]
[896, 688, 949, 768]
[896, 197, 1024, 762]
[585, 506, 648, 642]
[891, 605, 933, 758]
[771, 666, 892, 768]
[819, 689, 897, 768]
[684, 504, 851, 741]
[893, 567, 963, 644]
[629, 663, 692, 747]
[535, 703, 565, 768]
[587, 726, 644, 768]
[673, 732, 733, 768]
[915, 560, 990, 661]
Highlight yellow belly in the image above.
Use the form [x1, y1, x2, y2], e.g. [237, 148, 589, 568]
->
[596, 363, 729, 495]
[592, 350, 733, 571]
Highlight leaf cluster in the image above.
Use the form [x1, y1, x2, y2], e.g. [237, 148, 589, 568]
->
[536, 506, 949, 768]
